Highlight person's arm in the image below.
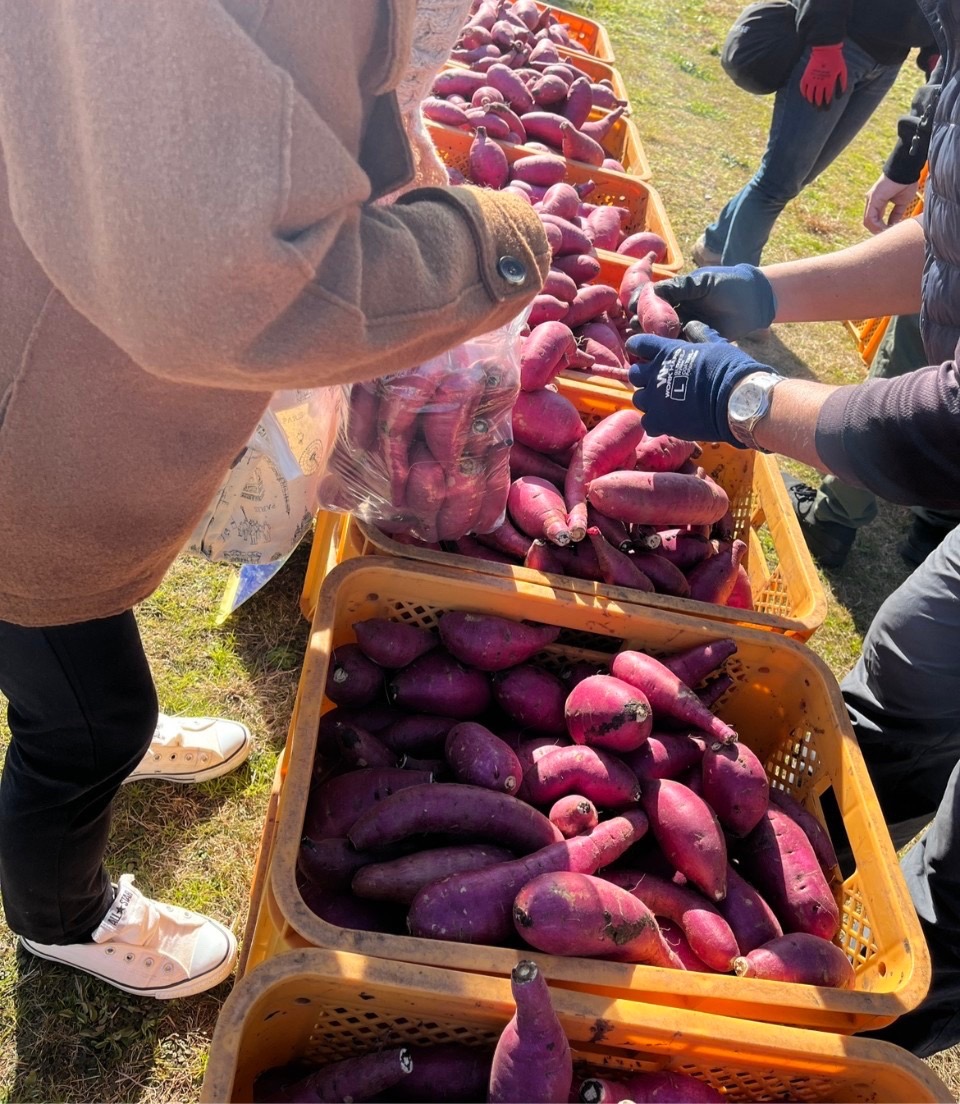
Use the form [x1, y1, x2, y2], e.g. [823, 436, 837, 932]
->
[0, 1, 549, 393]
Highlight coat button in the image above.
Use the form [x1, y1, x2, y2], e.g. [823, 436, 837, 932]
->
[497, 255, 527, 285]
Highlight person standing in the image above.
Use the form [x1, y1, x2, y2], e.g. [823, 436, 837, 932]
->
[694, 0, 937, 268]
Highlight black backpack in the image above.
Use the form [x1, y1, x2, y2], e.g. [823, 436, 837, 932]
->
[721, 1, 803, 95]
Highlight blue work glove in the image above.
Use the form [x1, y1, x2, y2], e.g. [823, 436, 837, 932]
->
[646, 264, 777, 341]
[625, 330, 773, 447]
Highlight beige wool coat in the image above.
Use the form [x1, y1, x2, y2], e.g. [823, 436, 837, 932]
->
[0, 0, 549, 627]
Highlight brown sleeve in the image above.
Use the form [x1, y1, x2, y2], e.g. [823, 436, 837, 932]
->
[0, 0, 549, 390]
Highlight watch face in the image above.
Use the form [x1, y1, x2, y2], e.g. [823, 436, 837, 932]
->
[729, 380, 764, 421]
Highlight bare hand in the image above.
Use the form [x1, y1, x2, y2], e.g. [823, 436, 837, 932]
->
[863, 174, 919, 234]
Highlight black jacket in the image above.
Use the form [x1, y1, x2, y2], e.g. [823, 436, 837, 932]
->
[796, 0, 937, 67]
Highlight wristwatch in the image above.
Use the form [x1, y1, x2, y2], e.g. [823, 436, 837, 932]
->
[726, 371, 784, 452]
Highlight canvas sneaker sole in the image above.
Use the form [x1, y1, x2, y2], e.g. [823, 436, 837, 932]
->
[20, 922, 238, 1000]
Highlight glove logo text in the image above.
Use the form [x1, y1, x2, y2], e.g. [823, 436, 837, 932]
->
[656, 347, 699, 402]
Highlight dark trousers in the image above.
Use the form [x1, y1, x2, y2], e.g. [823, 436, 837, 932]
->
[0, 612, 157, 943]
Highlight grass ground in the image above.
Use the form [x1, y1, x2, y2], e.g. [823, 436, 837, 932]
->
[0, 1, 956, 1100]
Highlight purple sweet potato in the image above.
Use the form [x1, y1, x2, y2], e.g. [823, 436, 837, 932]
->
[380, 713, 460, 755]
[654, 529, 713, 569]
[564, 674, 652, 752]
[297, 879, 408, 935]
[697, 674, 734, 711]
[626, 550, 691, 597]
[408, 809, 647, 944]
[513, 871, 685, 968]
[686, 539, 748, 605]
[580, 1069, 723, 1103]
[372, 1043, 493, 1103]
[488, 960, 572, 1104]
[715, 862, 783, 954]
[352, 843, 514, 905]
[297, 836, 376, 890]
[348, 783, 562, 854]
[768, 786, 840, 879]
[701, 741, 769, 837]
[334, 723, 398, 771]
[445, 721, 524, 793]
[522, 744, 641, 808]
[611, 650, 737, 746]
[620, 731, 706, 782]
[438, 611, 560, 672]
[388, 650, 492, 719]
[734, 932, 855, 989]
[604, 869, 740, 972]
[641, 778, 727, 902]
[324, 643, 384, 708]
[303, 768, 433, 841]
[255, 1047, 413, 1104]
[493, 662, 568, 735]
[549, 794, 599, 837]
[586, 527, 655, 591]
[659, 639, 738, 688]
[737, 806, 840, 940]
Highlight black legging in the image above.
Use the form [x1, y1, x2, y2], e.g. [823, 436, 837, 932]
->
[0, 612, 157, 942]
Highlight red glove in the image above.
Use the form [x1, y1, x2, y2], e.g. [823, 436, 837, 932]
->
[799, 44, 848, 108]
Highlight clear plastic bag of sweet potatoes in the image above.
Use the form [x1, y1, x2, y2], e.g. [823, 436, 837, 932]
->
[317, 315, 524, 543]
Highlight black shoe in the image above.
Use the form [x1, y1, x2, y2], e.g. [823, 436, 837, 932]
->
[781, 473, 856, 569]
[899, 516, 956, 567]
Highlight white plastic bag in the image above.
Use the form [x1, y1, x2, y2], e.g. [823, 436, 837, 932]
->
[186, 387, 341, 564]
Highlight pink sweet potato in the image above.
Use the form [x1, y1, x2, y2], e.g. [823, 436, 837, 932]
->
[520, 320, 577, 390]
[511, 388, 586, 455]
[564, 674, 652, 752]
[537, 181, 582, 220]
[445, 721, 524, 793]
[468, 125, 509, 188]
[348, 782, 562, 854]
[522, 744, 641, 808]
[524, 537, 567, 574]
[640, 777, 727, 901]
[726, 565, 755, 609]
[620, 731, 706, 782]
[388, 649, 491, 720]
[549, 794, 599, 837]
[408, 808, 647, 944]
[627, 551, 691, 597]
[513, 871, 684, 967]
[510, 475, 573, 546]
[734, 932, 855, 989]
[768, 786, 840, 879]
[701, 741, 769, 837]
[563, 283, 620, 330]
[493, 662, 568, 735]
[660, 639, 737, 687]
[633, 276, 682, 338]
[484, 62, 536, 114]
[345, 381, 380, 451]
[477, 515, 536, 560]
[564, 408, 646, 541]
[634, 434, 701, 473]
[604, 869, 740, 972]
[654, 529, 713, 569]
[542, 267, 579, 304]
[715, 862, 783, 954]
[586, 527, 655, 591]
[686, 539, 748, 605]
[438, 611, 560, 671]
[587, 470, 730, 528]
[611, 650, 738, 746]
[737, 806, 840, 940]
[538, 212, 594, 256]
[552, 252, 602, 283]
[352, 843, 514, 905]
[509, 441, 568, 486]
[353, 617, 437, 670]
[489, 960, 573, 1104]
[511, 152, 568, 186]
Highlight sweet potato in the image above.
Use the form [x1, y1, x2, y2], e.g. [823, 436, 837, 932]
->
[524, 537, 567, 574]
[538, 212, 594, 256]
[537, 181, 581, 220]
[348, 782, 562, 854]
[660, 639, 737, 688]
[620, 730, 706, 782]
[445, 721, 524, 793]
[549, 794, 599, 837]
[564, 674, 652, 752]
[733, 932, 855, 989]
[297, 836, 377, 890]
[409, 808, 647, 945]
[768, 786, 840, 880]
[697, 674, 734, 710]
[634, 434, 701, 473]
[520, 320, 577, 391]
[701, 740, 769, 837]
[563, 283, 620, 330]
[611, 650, 738, 746]
[476, 515, 535, 560]
[686, 539, 748, 605]
[353, 617, 437, 670]
[372, 1043, 493, 1104]
[334, 722, 397, 771]
[255, 1047, 413, 1104]
[737, 806, 840, 940]
[512, 388, 585, 456]
[508, 441, 567, 486]
[627, 550, 691, 597]
[617, 252, 656, 313]
[641, 777, 727, 901]
[726, 565, 755, 609]
[513, 872, 684, 967]
[324, 643, 384, 708]
[552, 252, 602, 283]
[714, 862, 782, 954]
[388, 650, 491, 719]
[604, 869, 740, 972]
[511, 152, 568, 186]
[634, 276, 682, 338]
[587, 470, 730, 528]
[616, 231, 669, 263]
[510, 475, 574, 547]
[580, 1070, 723, 1103]
[522, 744, 641, 808]
[438, 611, 560, 672]
[493, 662, 569, 735]
[303, 767, 433, 841]
[484, 62, 536, 113]
[468, 125, 509, 188]
[352, 843, 514, 905]
[489, 960, 573, 1104]
[559, 76, 594, 129]
[587, 527, 656, 590]
[653, 528, 713, 569]
[542, 268, 579, 304]
[297, 879, 408, 934]
[379, 713, 459, 755]
[564, 408, 646, 541]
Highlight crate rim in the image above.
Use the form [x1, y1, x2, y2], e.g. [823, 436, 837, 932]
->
[266, 556, 929, 1033]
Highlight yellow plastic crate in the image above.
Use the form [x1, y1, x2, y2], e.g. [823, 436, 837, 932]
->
[251, 557, 928, 1034]
[301, 376, 826, 640]
[427, 122, 683, 273]
[535, 2, 615, 62]
[202, 948, 951, 1104]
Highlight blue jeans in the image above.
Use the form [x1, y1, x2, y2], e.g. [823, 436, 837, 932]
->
[704, 41, 902, 266]
[837, 527, 960, 1055]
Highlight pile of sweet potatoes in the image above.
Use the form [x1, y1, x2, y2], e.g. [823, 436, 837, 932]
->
[305, 610, 853, 995]
[252, 959, 727, 1103]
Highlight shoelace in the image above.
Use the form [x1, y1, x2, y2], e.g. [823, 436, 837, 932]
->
[789, 481, 818, 519]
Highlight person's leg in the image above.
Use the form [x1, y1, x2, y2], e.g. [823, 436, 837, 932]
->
[0, 612, 157, 942]
[714, 44, 897, 266]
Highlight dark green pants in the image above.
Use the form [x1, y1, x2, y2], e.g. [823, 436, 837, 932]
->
[811, 313, 960, 529]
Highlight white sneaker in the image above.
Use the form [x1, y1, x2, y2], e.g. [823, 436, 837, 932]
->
[691, 233, 722, 267]
[20, 874, 238, 999]
[124, 713, 252, 784]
